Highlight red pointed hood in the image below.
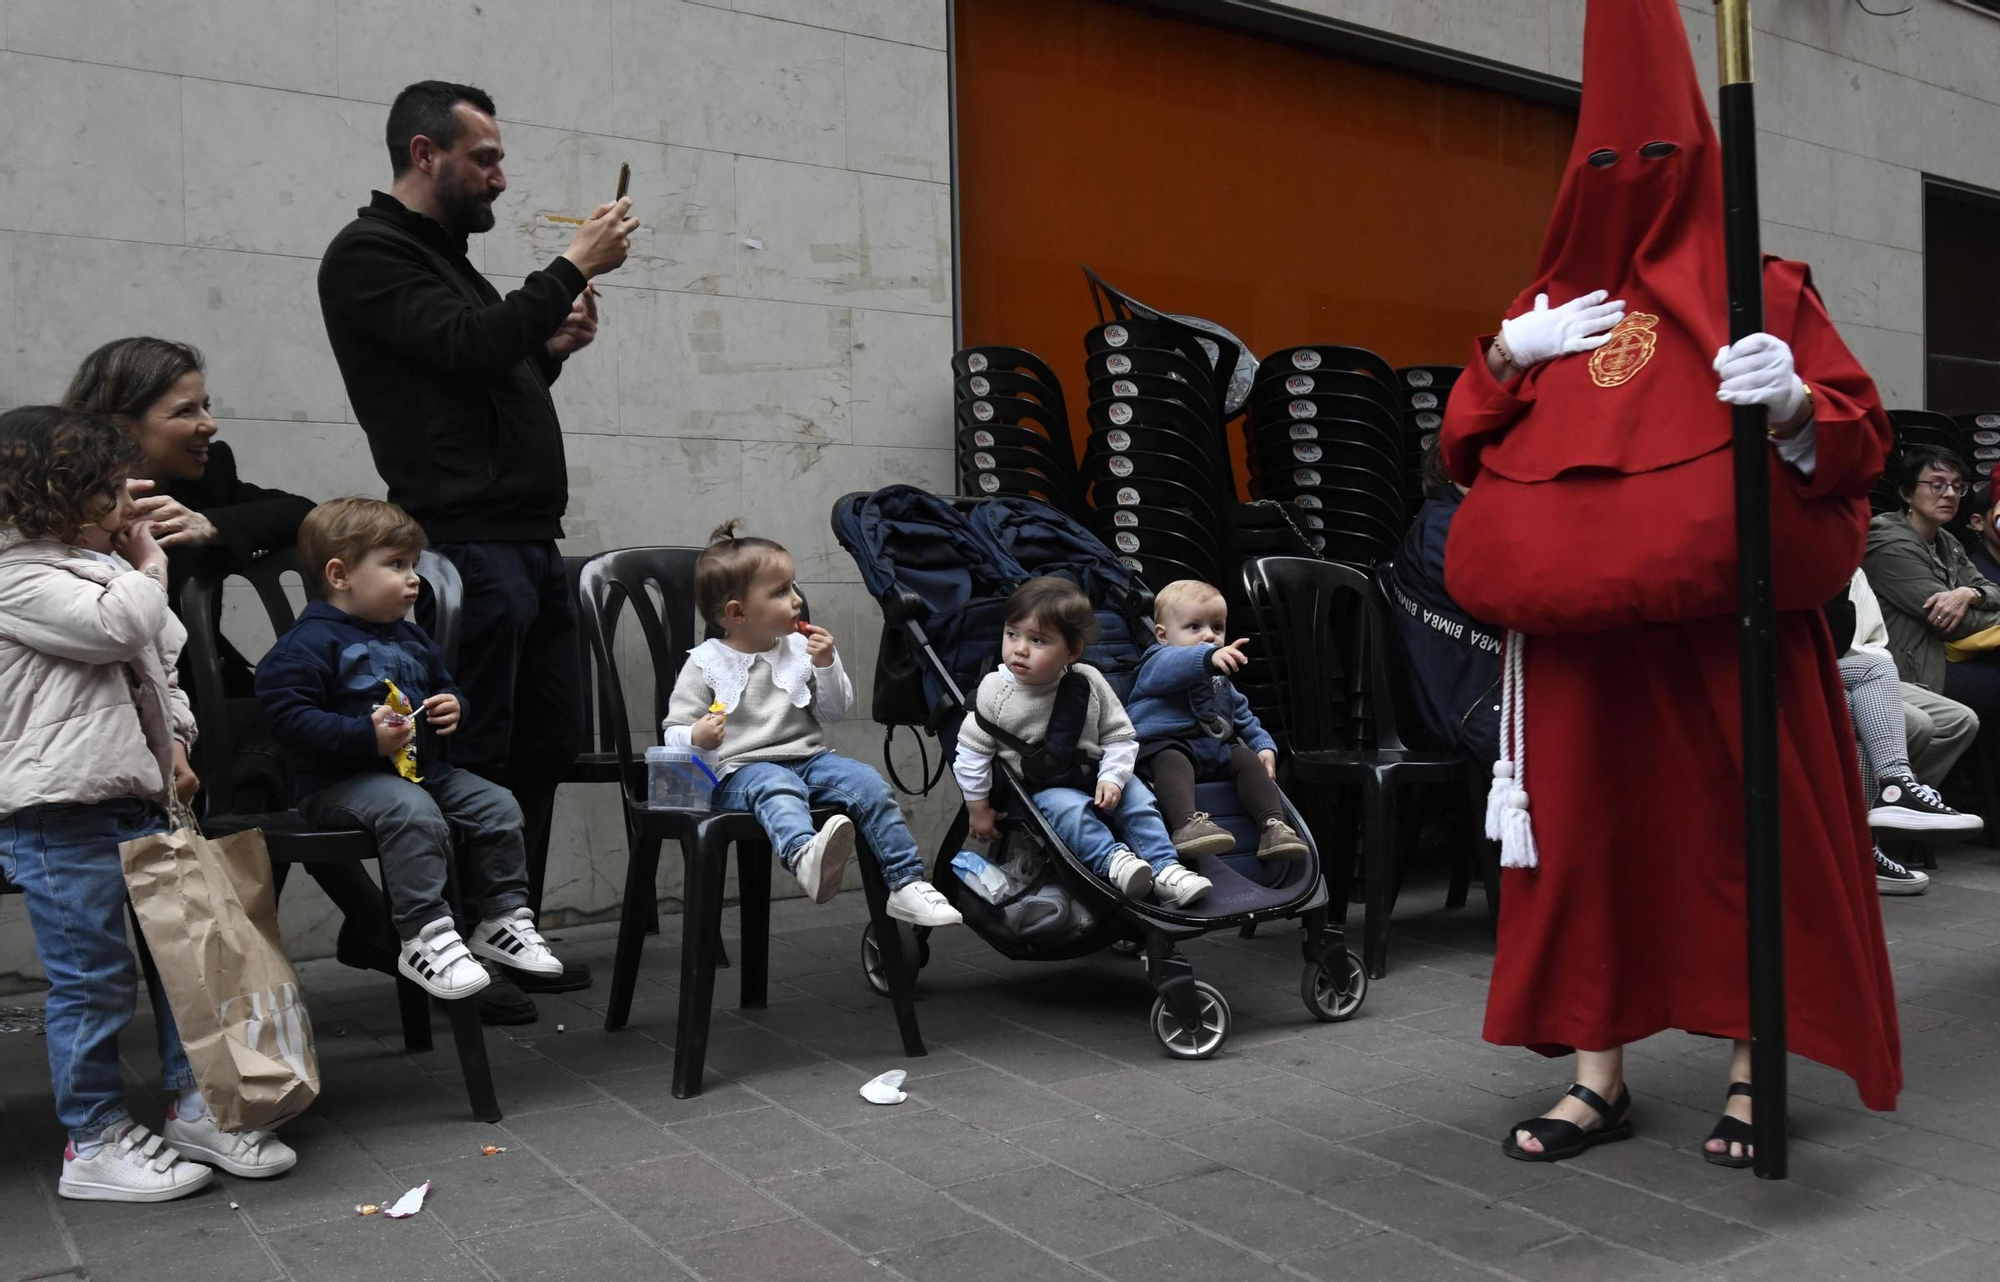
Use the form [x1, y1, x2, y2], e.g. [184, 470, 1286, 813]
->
[1483, 0, 1734, 482]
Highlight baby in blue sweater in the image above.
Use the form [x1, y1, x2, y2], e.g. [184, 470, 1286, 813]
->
[1125, 580, 1307, 861]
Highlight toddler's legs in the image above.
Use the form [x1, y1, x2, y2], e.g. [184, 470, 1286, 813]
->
[711, 762, 818, 867]
[795, 753, 924, 889]
[1147, 749, 1201, 831]
[1030, 787, 1123, 874]
[428, 771, 531, 922]
[1223, 743, 1286, 825]
[1105, 777, 1183, 875]
[299, 775, 459, 935]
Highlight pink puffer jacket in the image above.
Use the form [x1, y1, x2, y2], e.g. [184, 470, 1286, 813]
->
[0, 529, 196, 819]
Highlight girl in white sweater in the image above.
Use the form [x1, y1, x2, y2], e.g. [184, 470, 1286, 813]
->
[0, 406, 296, 1203]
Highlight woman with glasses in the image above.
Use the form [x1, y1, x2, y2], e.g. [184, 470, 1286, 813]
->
[1863, 446, 2000, 727]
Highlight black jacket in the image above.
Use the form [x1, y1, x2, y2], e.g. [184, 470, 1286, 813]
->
[1384, 485, 1502, 767]
[317, 192, 585, 543]
[162, 439, 315, 605]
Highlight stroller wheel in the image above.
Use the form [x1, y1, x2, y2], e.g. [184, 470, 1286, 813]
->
[1151, 981, 1230, 1060]
[860, 923, 927, 999]
[1302, 951, 1367, 1023]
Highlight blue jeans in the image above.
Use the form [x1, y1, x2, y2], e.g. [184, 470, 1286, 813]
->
[0, 799, 196, 1140]
[711, 753, 925, 890]
[1033, 776, 1179, 876]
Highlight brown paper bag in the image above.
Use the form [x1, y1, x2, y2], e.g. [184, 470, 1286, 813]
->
[120, 821, 319, 1132]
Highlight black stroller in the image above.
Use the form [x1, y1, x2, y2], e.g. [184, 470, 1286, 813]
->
[832, 485, 1367, 1059]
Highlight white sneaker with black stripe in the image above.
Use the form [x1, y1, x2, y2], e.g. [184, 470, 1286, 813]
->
[1874, 847, 1930, 896]
[468, 907, 564, 976]
[1869, 774, 1982, 833]
[399, 918, 492, 999]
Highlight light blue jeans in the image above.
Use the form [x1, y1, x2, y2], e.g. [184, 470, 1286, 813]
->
[1032, 776, 1180, 877]
[712, 753, 926, 889]
[0, 798, 196, 1141]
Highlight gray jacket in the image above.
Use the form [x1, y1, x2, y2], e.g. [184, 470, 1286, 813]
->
[1861, 513, 2000, 692]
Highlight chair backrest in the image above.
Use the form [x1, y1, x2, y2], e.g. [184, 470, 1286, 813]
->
[1245, 555, 1421, 756]
[565, 554, 621, 756]
[178, 547, 463, 812]
[576, 547, 812, 804]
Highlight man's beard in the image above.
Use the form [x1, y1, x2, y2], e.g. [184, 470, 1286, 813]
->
[437, 165, 496, 235]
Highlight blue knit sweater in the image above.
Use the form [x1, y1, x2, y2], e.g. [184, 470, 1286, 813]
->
[1124, 642, 1276, 771]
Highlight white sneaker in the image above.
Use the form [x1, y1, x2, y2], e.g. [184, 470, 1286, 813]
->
[886, 880, 964, 926]
[398, 918, 492, 999]
[1106, 848, 1155, 897]
[468, 906, 564, 976]
[163, 1107, 298, 1179]
[59, 1119, 213, 1203]
[793, 815, 855, 904]
[1154, 863, 1213, 908]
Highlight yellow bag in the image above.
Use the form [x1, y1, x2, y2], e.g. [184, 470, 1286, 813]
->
[1945, 625, 2000, 663]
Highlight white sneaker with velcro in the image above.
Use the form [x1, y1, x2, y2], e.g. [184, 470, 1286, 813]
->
[886, 879, 964, 926]
[399, 917, 492, 999]
[163, 1107, 298, 1178]
[58, 1119, 212, 1203]
[468, 906, 564, 976]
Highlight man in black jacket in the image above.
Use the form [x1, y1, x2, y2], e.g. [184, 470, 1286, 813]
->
[318, 80, 636, 1014]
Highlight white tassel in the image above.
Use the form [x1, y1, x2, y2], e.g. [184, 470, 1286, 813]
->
[1487, 631, 1539, 869]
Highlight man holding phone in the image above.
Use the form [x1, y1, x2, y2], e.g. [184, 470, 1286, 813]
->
[317, 80, 636, 1019]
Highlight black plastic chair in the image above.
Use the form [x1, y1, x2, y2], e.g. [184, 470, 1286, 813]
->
[577, 548, 925, 1098]
[179, 547, 500, 1121]
[1245, 557, 1471, 978]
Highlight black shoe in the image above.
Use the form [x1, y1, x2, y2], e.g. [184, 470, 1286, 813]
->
[1869, 774, 1982, 834]
[335, 923, 398, 976]
[1874, 846, 1930, 896]
[512, 962, 594, 993]
[1704, 1082, 1757, 1168]
[1501, 1082, 1633, 1163]
[465, 966, 537, 1025]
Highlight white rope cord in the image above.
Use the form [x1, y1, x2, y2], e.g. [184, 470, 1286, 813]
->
[1485, 630, 1539, 869]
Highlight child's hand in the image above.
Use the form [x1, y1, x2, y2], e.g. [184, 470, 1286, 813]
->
[689, 712, 727, 751]
[1210, 637, 1253, 676]
[1258, 748, 1278, 779]
[112, 519, 167, 578]
[423, 693, 461, 736]
[372, 703, 416, 757]
[1094, 777, 1123, 810]
[800, 622, 837, 668]
[966, 799, 1006, 843]
[171, 741, 200, 805]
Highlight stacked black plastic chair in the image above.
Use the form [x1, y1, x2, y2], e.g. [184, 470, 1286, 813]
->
[1956, 410, 2000, 484]
[1396, 365, 1462, 519]
[1079, 271, 1248, 592]
[953, 346, 1084, 514]
[1243, 346, 1406, 567]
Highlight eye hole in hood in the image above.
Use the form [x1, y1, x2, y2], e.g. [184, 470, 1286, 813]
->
[1640, 140, 1680, 158]
[1587, 148, 1619, 169]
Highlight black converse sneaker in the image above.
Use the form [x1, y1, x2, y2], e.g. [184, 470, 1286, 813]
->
[1868, 774, 1982, 834]
[1874, 846, 1930, 896]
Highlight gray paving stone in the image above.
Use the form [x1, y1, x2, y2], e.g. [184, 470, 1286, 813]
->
[227, 1130, 393, 1233]
[1903, 1241, 2000, 1282]
[1319, 1172, 1570, 1263]
[696, 1023, 839, 1078]
[1685, 1178, 1962, 1270]
[1875, 1177, 2000, 1242]
[1131, 1167, 1373, 1257]
[878, 1226, 1082, 1282]
[71, 1201, 277, 1282]
[1081, 1226, 1293, 1280]
[905, 1066, 1092, 1133]
[1700, 1239, 1931, 1282]
[840, 1109, 1046, 1188]
[1349, 1121, 1581, 1201]
[949, 1165, 1178, 1258]
[1237, 1039, 1425, 1094]
[738, 1060, 934, 1129]
[399, 1149, 598, 1238]
[521, 1023, 679, 1076]
[1564, 1135, 1740, 1203]
[951, 1028, 1128, 1083]
[1776, 1136, 1939, 1206]
[592, 1068, 766, 1125]
[765, 1161, 984, 1254]
[1048, 1068, 1250, 1132]
[1007, 1115, 1220, 1192]
[466, 1209, 694, 1280]
[576, 1153, 792, 1243]
[265, 1216, 489, 1282]
[672, 1216, 889, 1282]
[1510, 1172, 1767, 1267]
[0, 1160, 77, 1280]
[1286, 1229, 1506, 1281]
[672, 1105, 868, 1181]
[1202, 1072, 1409, 1142]
[1866, 1126, 2000, 1191]
[497, 1098, 688, 1175]
[1511, 1233, 1704, 1281]
[1173, 1117, 1396, 1197]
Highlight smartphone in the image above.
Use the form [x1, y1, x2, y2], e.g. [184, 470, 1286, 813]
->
[615, 162, 630, 202]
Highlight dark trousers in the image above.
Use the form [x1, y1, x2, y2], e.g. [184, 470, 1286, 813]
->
[1943, 658, 2000, 724]
[430, 541, 582, 911]
[1148, 742, 1284, 830]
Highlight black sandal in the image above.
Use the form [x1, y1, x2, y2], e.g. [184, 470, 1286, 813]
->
[1501, 1082, 1634, 1163]
[1704, 1082, 1756, 1168]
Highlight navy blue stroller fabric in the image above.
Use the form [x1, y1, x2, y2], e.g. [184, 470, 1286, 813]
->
[964, 496, 1148, 694]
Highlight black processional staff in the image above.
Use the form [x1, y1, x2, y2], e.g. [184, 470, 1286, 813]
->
[1716, 0, 1788, 1182]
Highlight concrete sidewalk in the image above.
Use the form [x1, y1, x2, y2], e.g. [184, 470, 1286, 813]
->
[2, 848, 1997, 1281]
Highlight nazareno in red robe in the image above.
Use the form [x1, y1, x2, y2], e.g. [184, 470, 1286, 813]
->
[1440, 0, 1901, 1111]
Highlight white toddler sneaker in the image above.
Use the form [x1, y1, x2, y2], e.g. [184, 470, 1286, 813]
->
[887, 880, 964, 926]
[792, 815, 855, 904]
[1154, 864, 1213, 908]
[469, 906, 564, 976]
[1106, 848, 1155, 897]
[163, 1103, 298, 1179]
[399, 918, 492, 999]
[58, 1119, 212, 1203]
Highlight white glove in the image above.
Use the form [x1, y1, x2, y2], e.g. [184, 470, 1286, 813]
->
[1713, 333, 1807, 421]
[1499, 290, 1626, 367]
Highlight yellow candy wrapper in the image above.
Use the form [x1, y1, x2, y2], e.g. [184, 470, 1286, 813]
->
[383, 679, 423, 783]
[709, 698, 726, 721]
